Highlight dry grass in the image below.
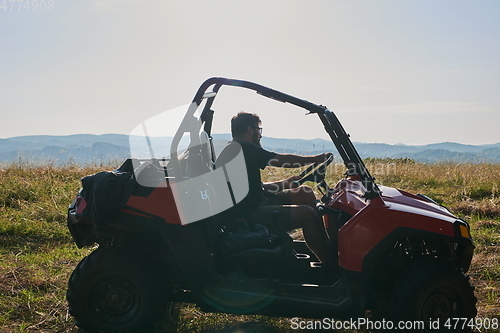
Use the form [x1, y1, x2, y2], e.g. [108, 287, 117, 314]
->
[0, 161, 499, 332]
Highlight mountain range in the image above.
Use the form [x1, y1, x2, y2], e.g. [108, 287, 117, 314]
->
[1, 134, 499, 166]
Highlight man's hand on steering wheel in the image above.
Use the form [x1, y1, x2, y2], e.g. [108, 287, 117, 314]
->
[297, 153, 334, 185]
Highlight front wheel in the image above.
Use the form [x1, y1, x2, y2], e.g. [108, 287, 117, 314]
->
[390, 260, 477, 333]
[67, 244, 174, 333]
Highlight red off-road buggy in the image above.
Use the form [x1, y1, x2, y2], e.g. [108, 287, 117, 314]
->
[66, 78, 476, 332]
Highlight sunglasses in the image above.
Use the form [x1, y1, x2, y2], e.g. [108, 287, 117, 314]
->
[252, 126, 263, 134]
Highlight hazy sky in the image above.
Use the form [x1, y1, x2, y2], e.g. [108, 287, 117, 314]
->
[1, 0, 499, 144]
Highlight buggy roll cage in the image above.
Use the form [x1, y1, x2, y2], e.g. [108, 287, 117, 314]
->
[188, 77, 382, 200]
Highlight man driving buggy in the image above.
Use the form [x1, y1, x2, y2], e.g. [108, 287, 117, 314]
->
[216, 112, 335, 269]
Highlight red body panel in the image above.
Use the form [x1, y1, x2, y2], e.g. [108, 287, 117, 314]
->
[75, 196, 87, 214]
[123, 182, 182, 225]
[329, 180, 457, 272]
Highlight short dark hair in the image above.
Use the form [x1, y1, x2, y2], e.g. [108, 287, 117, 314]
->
[231, 112, 261, 138]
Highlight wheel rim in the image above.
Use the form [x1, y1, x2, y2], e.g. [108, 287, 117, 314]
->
[422, 286, 462, 331]
[89, 273, 141, 325]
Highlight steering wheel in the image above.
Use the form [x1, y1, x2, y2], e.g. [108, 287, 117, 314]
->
[296, 155, 334, 185]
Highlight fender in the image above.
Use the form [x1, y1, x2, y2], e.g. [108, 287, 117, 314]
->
[361, 227, 474, 281]
[338, 197, 459, 272]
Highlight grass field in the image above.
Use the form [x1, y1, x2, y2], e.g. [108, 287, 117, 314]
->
[0, 161, 499, 332]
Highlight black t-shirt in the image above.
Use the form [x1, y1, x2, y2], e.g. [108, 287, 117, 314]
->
[216, 140, 277, 217]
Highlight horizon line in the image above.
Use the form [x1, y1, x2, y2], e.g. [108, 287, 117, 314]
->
[1, 133, 498, 147]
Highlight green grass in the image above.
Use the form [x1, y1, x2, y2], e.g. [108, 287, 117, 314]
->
[0, 165, 95, 332]
[0, 161, 499, 332]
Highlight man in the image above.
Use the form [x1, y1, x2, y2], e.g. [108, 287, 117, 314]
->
[216, 112, 335, 268]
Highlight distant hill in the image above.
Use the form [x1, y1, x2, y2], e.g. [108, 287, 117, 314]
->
[0, 134, 499, 165]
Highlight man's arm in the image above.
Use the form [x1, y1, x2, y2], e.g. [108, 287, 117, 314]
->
[268, 153, 332, 168]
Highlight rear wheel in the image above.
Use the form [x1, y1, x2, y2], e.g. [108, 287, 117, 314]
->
[67, 244, 174, 333]
[390, 260, 477, 333]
